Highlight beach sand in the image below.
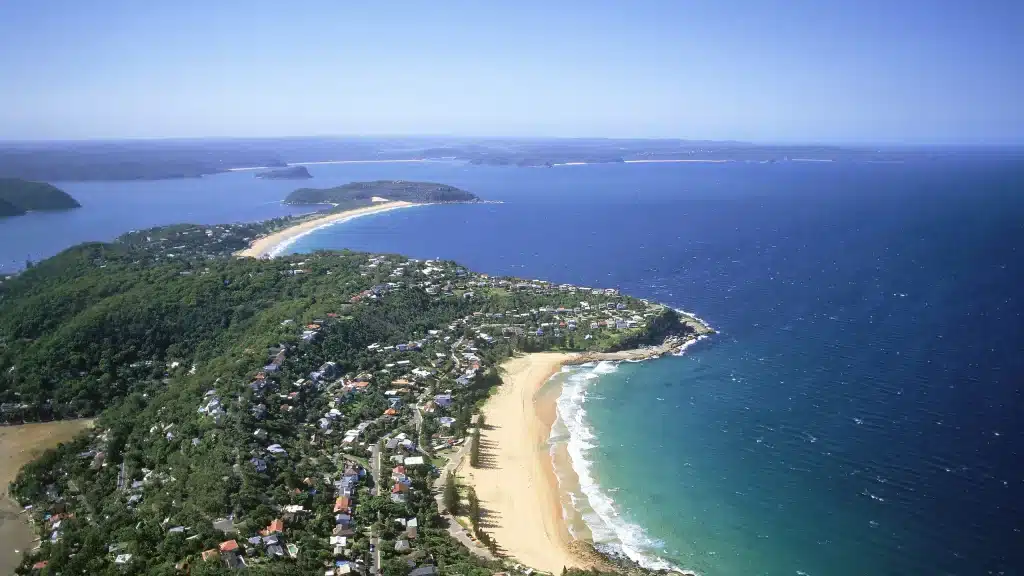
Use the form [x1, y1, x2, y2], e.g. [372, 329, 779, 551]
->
[0, 420, 94, 574]
[458, 336, 709, 573]
[461, 352, 587, 573]
[235, 201, 416, 258]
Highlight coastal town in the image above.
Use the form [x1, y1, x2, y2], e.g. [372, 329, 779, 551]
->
[5, 245, 710, 576]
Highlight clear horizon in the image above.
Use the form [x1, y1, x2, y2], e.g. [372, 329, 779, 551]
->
[1, 0, 1022, 144]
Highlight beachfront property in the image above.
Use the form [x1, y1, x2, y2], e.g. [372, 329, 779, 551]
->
[9, 248, 708, 574]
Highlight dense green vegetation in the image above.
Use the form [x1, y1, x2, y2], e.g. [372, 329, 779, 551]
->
[255, 166, 312, 180]
[2, 220, 702, 575]
[285, 181, 478, 205]
[0, 196, 22, 217]
[0, 178, 80, 217]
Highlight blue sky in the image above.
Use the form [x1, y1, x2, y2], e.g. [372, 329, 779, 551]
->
[0, 0, 1021, 144]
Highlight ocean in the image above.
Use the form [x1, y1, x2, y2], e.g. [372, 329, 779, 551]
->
[4, 158, 1022, 574]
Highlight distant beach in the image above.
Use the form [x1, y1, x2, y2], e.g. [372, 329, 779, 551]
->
[235, 201, 418, 258]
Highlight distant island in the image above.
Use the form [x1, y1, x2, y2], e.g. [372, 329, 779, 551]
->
[255, 165, 312, 180]
[0, 178, 81, 217]
[284, 180, 478, 206]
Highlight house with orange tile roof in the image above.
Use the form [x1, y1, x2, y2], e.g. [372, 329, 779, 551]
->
[219, 539, 239, 552]
[260, 518, 284, 535]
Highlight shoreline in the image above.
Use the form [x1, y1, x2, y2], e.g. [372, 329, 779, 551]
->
[227, 159, 431, 172]
[462, 333, 710, 574]
[235, 201, 418, 258]
[462, 352, 584, 573]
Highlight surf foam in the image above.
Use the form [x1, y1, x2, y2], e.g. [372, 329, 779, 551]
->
[553, 360, 686, 572]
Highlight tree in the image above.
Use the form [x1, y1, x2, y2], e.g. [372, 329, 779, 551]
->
[467, 486, 481, 531]
[442, 471, 459, 515]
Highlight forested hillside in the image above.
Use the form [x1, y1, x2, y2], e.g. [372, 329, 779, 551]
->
[285, 181, 478, 205]
[2, 226, 703, 576]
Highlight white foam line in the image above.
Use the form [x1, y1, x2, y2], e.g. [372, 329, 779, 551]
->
[554, 361, 692, 573]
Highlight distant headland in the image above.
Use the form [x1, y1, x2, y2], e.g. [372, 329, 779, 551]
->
[0, 178, 81, 218]
[284, 180, 479, 206]
[255, 165, 312, 180]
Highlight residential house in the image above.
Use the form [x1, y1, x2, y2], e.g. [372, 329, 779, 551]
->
[201, 549, 219, 562]
[219, 540, 239, 553]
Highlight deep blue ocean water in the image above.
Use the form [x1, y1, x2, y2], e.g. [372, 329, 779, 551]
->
[3, 159, 1021, 574]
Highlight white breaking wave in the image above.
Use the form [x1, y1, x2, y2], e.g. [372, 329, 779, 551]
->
[672, 334, 710, 356]
[553, 361, 685, 572]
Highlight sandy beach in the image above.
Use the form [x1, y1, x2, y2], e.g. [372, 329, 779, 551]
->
[0, 420, 94, 574]
[461, 352, 585, 573]
[458, 334, 710, 573]
[235, 201, 416, 258]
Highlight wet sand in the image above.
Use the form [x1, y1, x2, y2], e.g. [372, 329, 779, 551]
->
[460, 352, 587, 573]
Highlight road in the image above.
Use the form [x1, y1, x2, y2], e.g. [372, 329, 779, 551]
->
[369, 440, 383, 573]
[432, 436, 497, 561]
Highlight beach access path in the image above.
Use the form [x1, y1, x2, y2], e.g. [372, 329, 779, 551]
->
[235, 200, 416, 259]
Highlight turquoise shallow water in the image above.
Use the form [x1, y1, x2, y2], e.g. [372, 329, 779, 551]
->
[5, 157, 1022, 574]
[286, 158, 1024, 575]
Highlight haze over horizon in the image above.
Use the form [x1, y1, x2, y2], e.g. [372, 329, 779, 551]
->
[1, 0, 1021, 145]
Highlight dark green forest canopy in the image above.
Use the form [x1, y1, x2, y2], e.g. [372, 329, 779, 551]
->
[255, 165, 312, 180]
[285, 181, 478, 205]
[0, 178, 80, 217]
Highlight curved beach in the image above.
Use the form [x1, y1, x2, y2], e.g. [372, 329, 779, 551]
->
[461, 352, 584, 573]
[461, 338, 709, 573]
[236, 201, 416, 258]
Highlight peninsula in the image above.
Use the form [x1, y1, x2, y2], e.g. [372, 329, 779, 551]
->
[1, 211, 711, 576]
[236, 201, 417, 258]
[235, 181, 481, 258]
[0, 178, 81, 217]
[255, 165, 312, 180]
